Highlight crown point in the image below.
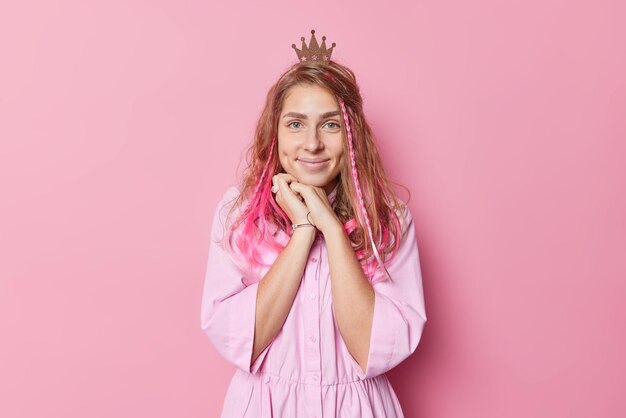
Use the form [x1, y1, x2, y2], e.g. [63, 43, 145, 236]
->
[322, 36, 326, 40]
[332, 42, 336, 47]
[291, 44, 296, 48]
[301, 37, 305, 42]
[311, 29, 315, 34]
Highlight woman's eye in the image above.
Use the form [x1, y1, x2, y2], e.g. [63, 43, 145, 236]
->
[325, 122, 340, 129]
[288, 121, 302, 129]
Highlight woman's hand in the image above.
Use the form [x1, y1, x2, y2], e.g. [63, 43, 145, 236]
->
[288, 182, 343, 235]
[271, 173, 310, 225]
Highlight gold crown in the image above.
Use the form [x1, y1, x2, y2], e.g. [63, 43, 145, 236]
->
[291, 29, 336, 63]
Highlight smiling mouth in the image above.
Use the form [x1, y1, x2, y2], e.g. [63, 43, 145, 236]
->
[298, 159, 330, 170]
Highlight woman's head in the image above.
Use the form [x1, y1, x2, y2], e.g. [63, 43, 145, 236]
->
[251, 61, 366, 191]
[225, 60, 405, 283]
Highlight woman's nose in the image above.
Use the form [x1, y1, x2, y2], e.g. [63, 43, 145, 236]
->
[304, 128, 323, 151]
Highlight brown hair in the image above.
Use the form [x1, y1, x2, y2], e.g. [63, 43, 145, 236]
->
[227, 60, 408, 278]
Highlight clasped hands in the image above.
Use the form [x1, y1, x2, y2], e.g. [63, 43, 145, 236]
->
[271, 173, 342, 235]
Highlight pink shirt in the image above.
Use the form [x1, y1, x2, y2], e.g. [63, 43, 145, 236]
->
[201, 186, 427, 417]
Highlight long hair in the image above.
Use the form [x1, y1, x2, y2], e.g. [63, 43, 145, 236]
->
[223, 60, 407, 284]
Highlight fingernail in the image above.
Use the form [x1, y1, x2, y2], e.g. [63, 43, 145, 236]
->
[271, 185, 279, 193]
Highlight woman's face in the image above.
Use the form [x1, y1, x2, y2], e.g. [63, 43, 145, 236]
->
[277, 84, 344, 195]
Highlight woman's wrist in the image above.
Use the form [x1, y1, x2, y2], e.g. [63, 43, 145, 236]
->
[290, 211, 316, 230]
[320, 218, 344, 237]
[290, 224, 317, 244]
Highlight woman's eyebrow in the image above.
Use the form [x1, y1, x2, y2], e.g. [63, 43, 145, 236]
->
[282, 110, 341, 119]
[321, 110, 341, 118]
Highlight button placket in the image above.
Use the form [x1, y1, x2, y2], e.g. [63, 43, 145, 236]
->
[303, 241, 324, 418]
[313, 242, 324, 416]
[312, 244, 322, 381]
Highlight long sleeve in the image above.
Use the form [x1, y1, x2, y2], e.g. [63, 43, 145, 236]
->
[200, 186, 272, 374]
[349, 205, 428, 380]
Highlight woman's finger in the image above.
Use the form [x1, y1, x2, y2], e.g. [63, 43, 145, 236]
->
[289, 182, 316, 199]
[273, 172, 298, 184]
[272, 173, 298, 192]
[276, 176, 301, 201]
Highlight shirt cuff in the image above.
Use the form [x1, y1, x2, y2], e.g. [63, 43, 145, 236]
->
[227, 281, 272, 374]
[353, 290, 399, 380]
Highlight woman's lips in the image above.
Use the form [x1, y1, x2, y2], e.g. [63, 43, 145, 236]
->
[298, 159, 330, 171]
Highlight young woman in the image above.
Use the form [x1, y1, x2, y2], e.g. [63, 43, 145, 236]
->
[201, 30, 427, 418]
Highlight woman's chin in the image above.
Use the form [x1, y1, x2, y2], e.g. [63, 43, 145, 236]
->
[298, 176, 333, 188]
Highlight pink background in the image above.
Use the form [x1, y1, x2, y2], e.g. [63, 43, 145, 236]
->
[1, 0, 625, 417]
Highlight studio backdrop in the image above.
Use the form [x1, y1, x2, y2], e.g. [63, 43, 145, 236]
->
[1, 0, 624, 417]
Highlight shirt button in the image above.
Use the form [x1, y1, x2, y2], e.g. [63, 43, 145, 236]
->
[312, 374, 319, 380]
[310, 257, 318, 263]
[309, 293, 316, 300]
[310, 335, 317, 342]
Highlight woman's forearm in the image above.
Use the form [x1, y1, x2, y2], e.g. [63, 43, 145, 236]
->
[323, 223, 375, 374]
[251, 227, 317, 364]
